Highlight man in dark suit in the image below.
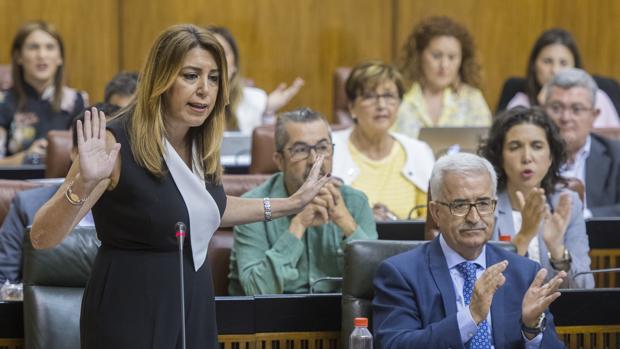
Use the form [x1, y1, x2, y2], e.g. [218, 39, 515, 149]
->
[545, 68, 620, 217]
[373, 153, 566, 349]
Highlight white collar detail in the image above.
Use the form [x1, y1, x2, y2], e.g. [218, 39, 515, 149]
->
[163, 139, 221, 271]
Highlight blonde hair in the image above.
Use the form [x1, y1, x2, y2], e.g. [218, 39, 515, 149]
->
[115, 24, 229, 183]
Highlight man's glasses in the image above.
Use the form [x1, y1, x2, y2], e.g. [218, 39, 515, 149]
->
[285, 140, 334, 161]
[545, 102, 594, 117]
[435, 199, 497, 217]
[359, 92, 400, 107]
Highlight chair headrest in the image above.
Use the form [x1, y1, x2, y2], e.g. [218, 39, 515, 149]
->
[22, 226, 99, 287]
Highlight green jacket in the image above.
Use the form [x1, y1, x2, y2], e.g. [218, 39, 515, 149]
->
[228, 172, 377, 295]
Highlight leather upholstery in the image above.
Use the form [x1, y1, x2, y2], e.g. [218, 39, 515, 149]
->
[249, 125, 278, 174]
[341, 239, 516, 348]
[0, 179, 42, 224]
[333, 67, 353, 126]
[45, 130, 73, 178]
[222, 174, 270, 197]
[22, 226, 99, 349]
[208, 229, 234, 296]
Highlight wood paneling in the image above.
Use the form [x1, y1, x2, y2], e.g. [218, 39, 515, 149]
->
[3, 0, 620, 119]
[0, 0, 120, 104]
[544, 0, 620, 79]
[120, 0, 393, 121]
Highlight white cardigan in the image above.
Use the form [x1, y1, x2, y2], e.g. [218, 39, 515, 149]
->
[331, 128, 435, 191]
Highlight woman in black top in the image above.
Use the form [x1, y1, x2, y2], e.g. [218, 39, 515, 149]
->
[30, 24, 330, 349]
[0, 21, 86, 164]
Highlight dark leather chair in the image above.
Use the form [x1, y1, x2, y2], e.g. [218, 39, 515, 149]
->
[341, 239, 516, 348]
[222, 174, 270, 197]
[333, 67, 353, 126]
[208, 230, 234, 296]
[249, 125, 278, 174]
[45, 130, 73, 178]
[22, 226, 99, 349]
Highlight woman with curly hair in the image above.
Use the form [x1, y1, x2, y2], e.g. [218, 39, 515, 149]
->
[394, 16, 491, 138]
[479, 106, 593, 289]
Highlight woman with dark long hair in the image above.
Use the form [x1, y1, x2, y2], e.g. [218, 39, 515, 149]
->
[497, 28, 619, 127]
[0, 21, 87, 164]
[480, 106, 593, 289]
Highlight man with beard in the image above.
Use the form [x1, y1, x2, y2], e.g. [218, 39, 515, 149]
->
[228, 108, 376, 295]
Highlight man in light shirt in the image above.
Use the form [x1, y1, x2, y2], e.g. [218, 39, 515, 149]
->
[544, 68, 620, 217]
[372, 153, 565, 348]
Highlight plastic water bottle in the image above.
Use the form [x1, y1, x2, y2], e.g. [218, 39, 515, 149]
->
[349, 317, 373, 349]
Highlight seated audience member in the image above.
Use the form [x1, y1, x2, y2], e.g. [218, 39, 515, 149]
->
[103, 71, 138, 108]
[497, 28, 620, 128]
[393, 16, 491, 139]
[544, 68, 620, 217]
[0, 103, 118, 284]
[208, 26, 304, 134]
[0, 21, 87, 165]
[479, 107, 593, 289]
[228, 108, 377, 295]
[332, 61, 434, 220]
[373, 152, 566, 348]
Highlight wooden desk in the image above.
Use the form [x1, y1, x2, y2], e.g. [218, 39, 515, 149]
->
[2, 291, 619, 349]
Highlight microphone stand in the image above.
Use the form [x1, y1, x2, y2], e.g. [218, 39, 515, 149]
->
[175, 222, 187, 349]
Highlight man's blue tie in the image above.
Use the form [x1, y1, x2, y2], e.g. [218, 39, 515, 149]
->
[456, 262, 492, 349]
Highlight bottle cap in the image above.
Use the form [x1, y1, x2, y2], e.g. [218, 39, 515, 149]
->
[499, 234, 512, 242]
[354, 317, 368, 327]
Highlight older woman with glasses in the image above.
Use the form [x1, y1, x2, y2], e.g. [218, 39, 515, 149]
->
[479, 106, 593, 289]
[332, 61, 435, 220]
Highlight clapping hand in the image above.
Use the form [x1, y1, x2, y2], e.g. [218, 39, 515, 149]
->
[522, 269, 566, 330]
[542, 192, 572, 258]
[514, 188, 547, 254]
[265, 77, 305, 115]
[469, 260, 508, 324]
[77, 107, 121, 185]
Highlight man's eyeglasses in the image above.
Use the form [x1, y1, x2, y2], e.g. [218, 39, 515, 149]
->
[545, 102, 594, 117]
[285, 140, 334, 161]
[435, 199, 497, 217]
[359, 92, 400, 107]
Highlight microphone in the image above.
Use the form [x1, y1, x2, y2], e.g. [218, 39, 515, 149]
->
[175, 222, 187, 349]
[574, 267, 620, 278]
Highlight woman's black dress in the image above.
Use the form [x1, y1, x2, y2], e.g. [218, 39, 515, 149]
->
[80, 117, 227, 349]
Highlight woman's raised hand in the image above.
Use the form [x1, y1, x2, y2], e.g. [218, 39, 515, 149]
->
[543, 192, 572, 254]
[289, 154, 331, 211]
[517, 188, 547, 239]
[77, 107, 121, 185]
